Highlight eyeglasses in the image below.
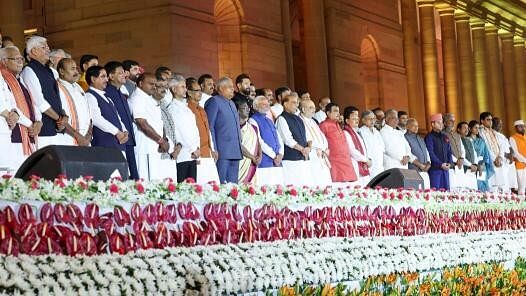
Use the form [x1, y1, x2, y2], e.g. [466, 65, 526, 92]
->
[7, 57, 24, 62]
[188, 89, 202, 92]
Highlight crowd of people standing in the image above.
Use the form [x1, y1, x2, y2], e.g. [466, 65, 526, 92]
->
[1, 35, 526, 194]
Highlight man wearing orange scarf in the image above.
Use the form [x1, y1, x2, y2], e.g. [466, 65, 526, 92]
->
[0, 46, 40, 171]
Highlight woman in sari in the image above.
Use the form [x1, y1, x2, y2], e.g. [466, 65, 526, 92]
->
[468, 120, 494, 192]
[235, 99, 261, 184]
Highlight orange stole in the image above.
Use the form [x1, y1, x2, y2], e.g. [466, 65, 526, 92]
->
[57, 82, 79, 144]
[0, 68, 35, 156]
[512, 133, 526, 170]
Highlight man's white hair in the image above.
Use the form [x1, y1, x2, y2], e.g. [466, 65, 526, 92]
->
[167, 74, 185, 88]
[49, 48, 66, 58]
[252, 95, 268, 110]
[26, 36, 47, 53]
[216, 76, 232, 88]
[0, 46, 20, 59]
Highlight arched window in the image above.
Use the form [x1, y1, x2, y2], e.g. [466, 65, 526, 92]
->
[360, 35, 382, 110]
[214, 0, 244, 78]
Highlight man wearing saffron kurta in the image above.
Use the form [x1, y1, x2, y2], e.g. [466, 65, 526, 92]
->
[186, 77, 220, 184]
[424, 113, 453, 190]
[235, 98, 261, 184]
[319, 102, 357, 183]
[510, 120, 526, 195]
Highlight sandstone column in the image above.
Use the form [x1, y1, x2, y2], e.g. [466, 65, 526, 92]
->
[0, 0, 25, 48]
[417, 0, 441, 118]
[514, 37, 526, 119]
[485, 25, 505, 118]
[455, 13, 477, 121]
[501, 33, 519, 131]
[437, 4, 461, 117]
[471, 20, 489, 114]
[401, 0, 426, 126]
[302, 0, 330, 99]
[281, 0, 295, 90]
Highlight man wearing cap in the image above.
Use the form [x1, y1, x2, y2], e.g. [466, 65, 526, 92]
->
[424, 113, 453, 190]
[510, 120, 526, 195]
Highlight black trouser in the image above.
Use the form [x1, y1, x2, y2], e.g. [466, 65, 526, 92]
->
[177, 160, 197, 182]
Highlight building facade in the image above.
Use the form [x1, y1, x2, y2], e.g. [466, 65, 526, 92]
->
[1, 0, 525, 132]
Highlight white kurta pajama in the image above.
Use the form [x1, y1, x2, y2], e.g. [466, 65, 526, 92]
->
[276, 115, 313, 186]
[380, 125, 415, 170]
[57, 79, 91, 146]
[128, 88, 176, 181]
[358, 126, 385, 178]
[496, 131, 517, 191]
[479, 127, 509, 192]
[301, 115, 332, 187]
[0, 74, 35, 172]
[344, 128, 371, 187]
[248, 118, 285, 186]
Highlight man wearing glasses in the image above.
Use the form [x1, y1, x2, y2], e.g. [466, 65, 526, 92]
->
[0, 46, 38, 172]
[21, 36, 69, 148]
[478, 112, 507, 192]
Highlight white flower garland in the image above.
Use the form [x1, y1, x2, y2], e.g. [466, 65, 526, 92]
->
[0, 230, 525, 295]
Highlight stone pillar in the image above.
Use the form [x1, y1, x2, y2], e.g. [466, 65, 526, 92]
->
[455, 13, 477, 121]
[401, 0, 426, 126]
[437, 4, 461, 117]
[0, 0, 25, 49]
[514, 37, 526, 119]
[485, 25, 505, 118]
[501, 33, 519, 131]
[471, 20, 489, 114]
[301, 0, 330, 99]
[417, 0, 441, 119]
[281, 0, 295, 90]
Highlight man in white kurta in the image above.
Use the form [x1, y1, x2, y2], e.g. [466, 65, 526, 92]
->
[479, 112, 507, 192]
[128, 73, 176, 181]
[358, 110, 385, 178]
[299, 99, 332, 186]
[57, 58, 92, 146]
[492, 117, 517, 192]
[343, 109, 371, 187]
[161, 75, 200, 182]
[380, 109, 415, 170]
[0, 47, 37, 172]
[443, 113, 476, 190]
[313, 97, 330, 123]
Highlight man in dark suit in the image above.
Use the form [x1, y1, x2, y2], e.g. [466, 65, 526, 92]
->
[205, 77, 242, 183]
[104, 61, 139, 179]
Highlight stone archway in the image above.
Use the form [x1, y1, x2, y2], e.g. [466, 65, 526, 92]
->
[214, 0, 244, 78]
[360, 35, 382, 110]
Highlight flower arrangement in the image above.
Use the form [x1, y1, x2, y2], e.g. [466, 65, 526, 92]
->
[0, 232, 525, 294]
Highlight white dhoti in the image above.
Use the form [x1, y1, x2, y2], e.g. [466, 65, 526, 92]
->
[505, 162, 518, 190]
[0, 134, 14, 174]
[517, 168, 526, 195]
[419, 171, 430, 190]
[9, 143, 27, 173]
[282, 160, 313, 186]
[136, 152, 177, 181]
[449, 167, 470, 191]
[308, 153, 332, 187]
[37, 135, 64, 149]
[489, 166, 509, 193]
[197, 157, 220, 184]
[255, 167, 285, 186]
